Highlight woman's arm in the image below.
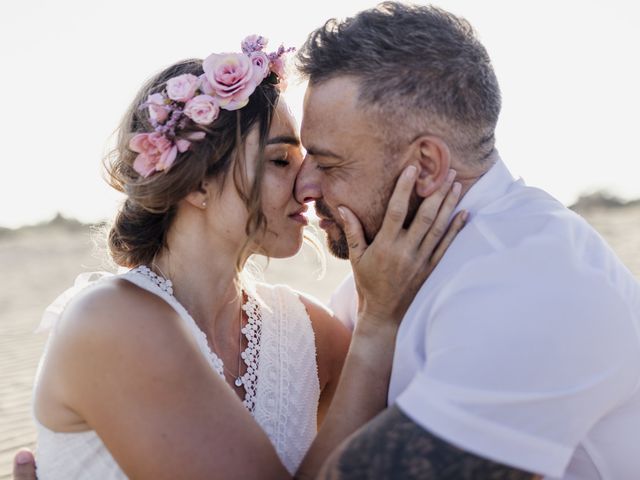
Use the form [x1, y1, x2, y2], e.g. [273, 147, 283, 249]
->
[37, 279, 289, 480]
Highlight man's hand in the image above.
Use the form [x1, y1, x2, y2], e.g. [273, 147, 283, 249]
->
[13, 449, 36, 480]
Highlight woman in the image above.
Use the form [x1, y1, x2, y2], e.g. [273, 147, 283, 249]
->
[30, 36, 465, 479]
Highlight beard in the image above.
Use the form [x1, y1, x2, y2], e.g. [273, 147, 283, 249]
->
[314, 186, 421, 260]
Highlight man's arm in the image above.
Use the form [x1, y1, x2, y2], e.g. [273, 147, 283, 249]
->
[318, 406, 539, 479]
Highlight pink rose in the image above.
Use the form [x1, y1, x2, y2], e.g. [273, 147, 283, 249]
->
[184, 95, 220, 125]
[147, 93, 169, 123]
[203, 52, 259, 111]
[198, 74, 216, 95]
[250, 51, 270, 83]
[166, 73, 199, 102]
[130, 132, 178, 177]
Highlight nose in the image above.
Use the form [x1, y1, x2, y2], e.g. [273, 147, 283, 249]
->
[294, 155, 322, 204]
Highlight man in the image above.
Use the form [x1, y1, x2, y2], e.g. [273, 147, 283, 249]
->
[294, 2, 640, 479]
[14, 3, 640, 479]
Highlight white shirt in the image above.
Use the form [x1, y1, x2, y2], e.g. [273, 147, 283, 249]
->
[330, 158, 640, 479]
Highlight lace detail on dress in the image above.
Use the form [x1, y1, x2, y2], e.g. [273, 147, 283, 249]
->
[134, 265, 174, 294]
[252, 284, 320, 474]
[239, 295, 262, 412]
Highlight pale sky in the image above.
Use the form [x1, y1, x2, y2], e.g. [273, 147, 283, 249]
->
[1, 0, 639, 228]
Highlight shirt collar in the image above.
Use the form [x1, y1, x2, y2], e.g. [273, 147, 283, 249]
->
[455, 153, 520, 216]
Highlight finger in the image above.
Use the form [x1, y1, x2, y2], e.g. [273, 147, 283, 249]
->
[418, 178, 463, 256]
[426, 210, 468, 266]
[338, 206, 367, 263]
[13, 449, 37, 480]
[377, 165, 418, 240]
[406, 169, 457, 247]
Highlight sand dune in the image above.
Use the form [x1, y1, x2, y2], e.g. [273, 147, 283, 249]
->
[0, 205, 638, 478]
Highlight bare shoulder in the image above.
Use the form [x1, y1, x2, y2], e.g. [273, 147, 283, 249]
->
[56, 277, 179, 342]
[46, 277, 194, 396]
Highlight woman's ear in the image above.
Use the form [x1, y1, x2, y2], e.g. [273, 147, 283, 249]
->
[411, 136, 451, 197]
[184, 181, 210, 209]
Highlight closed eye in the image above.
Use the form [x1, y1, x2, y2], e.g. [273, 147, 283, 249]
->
[271, 158, 290, 167]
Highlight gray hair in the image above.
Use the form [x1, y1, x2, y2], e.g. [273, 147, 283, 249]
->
[297, 2, 501, 164]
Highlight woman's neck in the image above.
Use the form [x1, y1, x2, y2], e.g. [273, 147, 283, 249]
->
[153, 225, 245, 337]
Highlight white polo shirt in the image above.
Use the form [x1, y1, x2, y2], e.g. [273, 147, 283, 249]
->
[329, 158, 640, 479]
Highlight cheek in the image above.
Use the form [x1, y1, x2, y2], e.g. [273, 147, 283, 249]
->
[263, 170, 295, 210]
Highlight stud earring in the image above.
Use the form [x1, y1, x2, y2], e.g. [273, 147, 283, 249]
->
[202, 201, 207, 207]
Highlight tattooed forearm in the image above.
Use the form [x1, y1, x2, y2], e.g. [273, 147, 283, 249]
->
[318, 405, 537, 479]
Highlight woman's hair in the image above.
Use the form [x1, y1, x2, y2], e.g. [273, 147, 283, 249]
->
[105, 59, 280, 270]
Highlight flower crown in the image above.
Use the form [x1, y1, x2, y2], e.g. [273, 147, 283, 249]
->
[130, 35, 295, 178]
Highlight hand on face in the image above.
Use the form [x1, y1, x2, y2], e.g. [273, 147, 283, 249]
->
[339, 165, 466, 327]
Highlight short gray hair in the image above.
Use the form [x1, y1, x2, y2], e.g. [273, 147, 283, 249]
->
[297, 2, 501, 163]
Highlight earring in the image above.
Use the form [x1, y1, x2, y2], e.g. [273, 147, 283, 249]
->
[202, 201, 207, 207]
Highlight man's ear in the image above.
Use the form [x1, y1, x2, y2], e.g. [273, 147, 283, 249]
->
[184, 181, 210, 209]
[410, 136, 451, 197]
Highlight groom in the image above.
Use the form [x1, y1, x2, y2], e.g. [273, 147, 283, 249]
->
[13, 2, 640, 479]
[292, 2, 640, 479]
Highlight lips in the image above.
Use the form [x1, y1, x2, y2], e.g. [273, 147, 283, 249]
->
[288, 205, 309, 226]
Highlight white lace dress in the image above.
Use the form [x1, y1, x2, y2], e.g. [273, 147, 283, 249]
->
[33, 267, 320, 479]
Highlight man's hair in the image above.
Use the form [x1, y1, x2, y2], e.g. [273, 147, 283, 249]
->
[297, 2, 501, 164]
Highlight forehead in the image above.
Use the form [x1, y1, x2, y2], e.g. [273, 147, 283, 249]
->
[301, 76, 379, 149]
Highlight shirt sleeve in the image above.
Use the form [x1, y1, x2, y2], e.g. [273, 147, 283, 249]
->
[395, 246, 640, 477]
[328, 273, 358, 332]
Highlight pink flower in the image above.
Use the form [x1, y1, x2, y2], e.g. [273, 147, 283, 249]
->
[166, 73, 199, 102]
[269, 56, 286, 79]
[241, 35, 268, 54]
[198, 74, 215, 95]
[203, 52, 259, 111]
[130, 132, 179, 177]
[147, 93, 169, 123]
[184, 95, 220, 125]
[250, 51, 270, 83]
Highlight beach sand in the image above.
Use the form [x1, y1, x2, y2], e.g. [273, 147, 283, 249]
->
[1, 206, 638, 478]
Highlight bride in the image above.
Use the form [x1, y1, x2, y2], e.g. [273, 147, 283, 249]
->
[22, 35, 465, 479]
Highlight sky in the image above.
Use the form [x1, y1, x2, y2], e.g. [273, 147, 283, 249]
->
[1, 0, 639, 228]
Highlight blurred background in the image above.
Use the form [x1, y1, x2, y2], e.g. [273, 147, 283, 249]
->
[1, 0, 639, 476]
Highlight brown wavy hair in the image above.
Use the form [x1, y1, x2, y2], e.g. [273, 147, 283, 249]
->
[104, 59, 280, 270]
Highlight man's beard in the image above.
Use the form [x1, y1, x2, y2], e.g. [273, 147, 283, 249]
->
[315, 199, 350, 259]
[314, 189, 421, 260]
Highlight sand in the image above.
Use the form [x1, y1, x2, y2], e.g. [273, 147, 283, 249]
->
[1, 206, 638, 478]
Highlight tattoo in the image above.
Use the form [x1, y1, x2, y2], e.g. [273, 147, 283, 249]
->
[318, 405, 536, 479]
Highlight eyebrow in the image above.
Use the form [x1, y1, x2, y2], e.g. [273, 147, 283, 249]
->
[304, 146, 344, 160]
[266, 135, 301, 146]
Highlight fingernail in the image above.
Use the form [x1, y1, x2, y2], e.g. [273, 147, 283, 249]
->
[447, 169, 457, 182]
[16, 451, 32, 465]
[338, 206, 346, 220]
[462, 210, 469, 222]
[404, 165, 417, 178]
[452, 182, 461, 195]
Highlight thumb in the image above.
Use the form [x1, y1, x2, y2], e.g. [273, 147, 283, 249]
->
[338, 206, 367, 263]
[13, 449, 37, 480]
